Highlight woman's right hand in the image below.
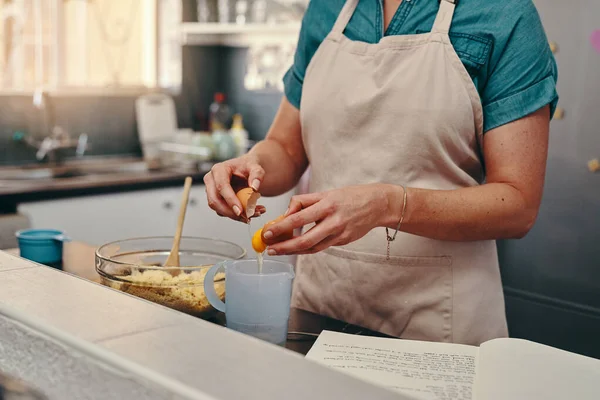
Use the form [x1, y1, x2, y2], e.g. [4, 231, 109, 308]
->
[203, 154, 266, 221]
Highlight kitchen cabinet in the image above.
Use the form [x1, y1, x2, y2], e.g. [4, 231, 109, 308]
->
[17, 186, 295, 253]
[19, 188, 176, 246]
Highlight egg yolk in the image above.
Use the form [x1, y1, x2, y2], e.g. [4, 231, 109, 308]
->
[252, 228, 267, 253]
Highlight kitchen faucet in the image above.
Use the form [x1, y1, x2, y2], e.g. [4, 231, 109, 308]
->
[14, 90, 89, 163]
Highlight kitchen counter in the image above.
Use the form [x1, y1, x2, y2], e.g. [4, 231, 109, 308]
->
[6, 242, 392, 355]
[0, 249, 405, 400]
[0, 157, 210, 213]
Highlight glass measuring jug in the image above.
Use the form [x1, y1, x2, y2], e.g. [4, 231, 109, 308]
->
[204, 259, 295, 346]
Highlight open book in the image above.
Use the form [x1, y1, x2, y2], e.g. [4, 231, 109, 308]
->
[306, 331, 600, 400]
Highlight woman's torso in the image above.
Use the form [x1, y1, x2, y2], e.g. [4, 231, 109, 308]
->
[292, 0, 509, 344]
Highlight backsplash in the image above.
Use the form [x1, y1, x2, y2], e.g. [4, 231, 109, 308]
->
[0, 95, 142, 165]
[0, 47, 282, 166]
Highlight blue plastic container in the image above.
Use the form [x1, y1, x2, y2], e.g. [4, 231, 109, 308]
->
[15, 229, 71, 267]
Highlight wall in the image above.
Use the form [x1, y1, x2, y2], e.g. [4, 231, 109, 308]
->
[221, 46, 283, 141]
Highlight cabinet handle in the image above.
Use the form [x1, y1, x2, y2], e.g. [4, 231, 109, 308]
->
[189, 198, 197, 206]
[163, 201, 173, 210]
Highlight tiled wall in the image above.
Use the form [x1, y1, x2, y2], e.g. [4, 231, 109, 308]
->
[0, 94, 143, 165]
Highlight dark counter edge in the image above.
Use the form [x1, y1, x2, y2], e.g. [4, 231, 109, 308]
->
[0, 170, 209, 214]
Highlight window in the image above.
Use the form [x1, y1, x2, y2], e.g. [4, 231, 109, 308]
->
[0, 0, 181, 94]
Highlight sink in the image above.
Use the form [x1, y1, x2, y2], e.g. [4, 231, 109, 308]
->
[0, 167, 78, 180]
[0, 159, 150, 181]
[70, 161, 149, 175]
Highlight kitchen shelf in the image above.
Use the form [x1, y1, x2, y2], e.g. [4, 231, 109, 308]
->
[180, 22, 301, 47]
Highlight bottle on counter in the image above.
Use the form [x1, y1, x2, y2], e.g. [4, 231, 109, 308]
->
[192, 131, 215, 160]
[212, 122, 238, 161]
[209, 92, 232, 132]
[229, 113, 249, 157]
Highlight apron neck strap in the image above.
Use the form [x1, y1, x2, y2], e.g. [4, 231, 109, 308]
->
[331, 0, 360, 36]
[432, 0, 457, 34]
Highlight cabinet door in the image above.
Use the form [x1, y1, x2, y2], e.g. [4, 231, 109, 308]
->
[18, 187, 181, 246]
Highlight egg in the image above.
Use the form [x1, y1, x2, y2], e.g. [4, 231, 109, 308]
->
[252, 228, 267, 253]
[236, 187, 261, 220]
[261, 215, 292, 244]
[250, 215, 294, 254]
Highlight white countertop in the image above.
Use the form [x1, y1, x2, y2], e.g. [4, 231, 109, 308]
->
[0, 251, 408, 400]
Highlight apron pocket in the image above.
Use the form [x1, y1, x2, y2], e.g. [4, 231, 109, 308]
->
[294, 247, 454, 342]
[324, 246, 452, 267]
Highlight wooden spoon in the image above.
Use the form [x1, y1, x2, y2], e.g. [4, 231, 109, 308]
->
[164, 176, 193, 275]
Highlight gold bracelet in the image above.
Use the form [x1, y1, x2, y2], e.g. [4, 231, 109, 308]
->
[385, 185, 407, 260]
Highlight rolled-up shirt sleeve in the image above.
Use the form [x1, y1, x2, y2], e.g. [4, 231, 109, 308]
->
[481, 2, 559, 132]
[283, 63, 304, 110]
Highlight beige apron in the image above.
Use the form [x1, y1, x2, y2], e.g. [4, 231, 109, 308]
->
[292, 0, 508, 345]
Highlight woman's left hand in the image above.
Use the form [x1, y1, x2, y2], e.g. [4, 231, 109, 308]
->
[265, 184, 391, 255]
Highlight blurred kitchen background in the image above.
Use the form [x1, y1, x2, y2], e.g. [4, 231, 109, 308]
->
[0, 0, 300, 165]
[0, 0, 598, 359]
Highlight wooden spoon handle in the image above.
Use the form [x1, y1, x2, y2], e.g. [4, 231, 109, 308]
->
[165, 176, 193, 267]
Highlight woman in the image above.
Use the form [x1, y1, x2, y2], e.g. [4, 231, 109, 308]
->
[204, 0, 558, 345]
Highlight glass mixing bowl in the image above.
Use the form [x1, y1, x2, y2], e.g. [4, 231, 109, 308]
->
[95, 237, 246, 319]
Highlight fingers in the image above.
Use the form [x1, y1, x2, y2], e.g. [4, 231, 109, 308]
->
[204, 171, 238, 219]
[247, 205, 266, 220]
[210, 164, 243, 217]
[266, 201, 330, 239]
[286, 192, 325, 216]
[204, 157, 268, 222]
[254, 205, 266, 216]
[268, 221, 338, 255]
[303, 236, 340, 254]
[246, 163, 265, 192]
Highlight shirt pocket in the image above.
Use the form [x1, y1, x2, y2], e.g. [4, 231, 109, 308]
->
[418, 30, 493, 79]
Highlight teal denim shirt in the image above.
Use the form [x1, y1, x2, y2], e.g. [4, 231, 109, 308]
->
[284, 0, 559, 132]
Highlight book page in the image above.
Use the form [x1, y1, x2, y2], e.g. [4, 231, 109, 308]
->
[306, 331, 479, 400]
[477, 338, 600, 400]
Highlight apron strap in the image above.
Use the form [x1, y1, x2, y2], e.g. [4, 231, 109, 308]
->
[432, 0, 457, 34]
[331, 0, 360, 36]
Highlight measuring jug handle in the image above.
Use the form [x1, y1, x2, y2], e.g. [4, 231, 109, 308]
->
[203, 262, 226, 313]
